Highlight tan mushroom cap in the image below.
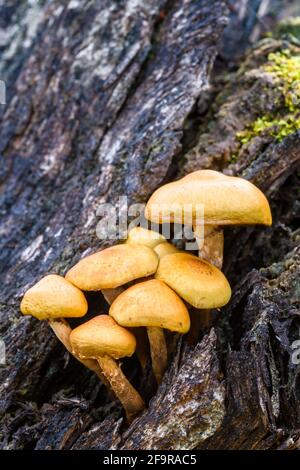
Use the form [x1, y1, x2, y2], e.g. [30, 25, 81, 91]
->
[110, 279, 190, 333]
[145, 170, 272, 226]
[154, 242, 178, 258]
[70, 315, 136, 360]
[126, 227, 165, 248]
[65, 244, 158, 291]
[20, 274, 88, 320]
[181, 169, 225, 181]
[155, 253, 231, 309]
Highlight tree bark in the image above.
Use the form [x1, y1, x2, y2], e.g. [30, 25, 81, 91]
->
[0, 0, 300, 450]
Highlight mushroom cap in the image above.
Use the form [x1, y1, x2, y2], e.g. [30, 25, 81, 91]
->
[65, 244, 158, 291]
[145, 170, 272, 226]
[70, 315, 136, 360]
[110, 279, 190, 333]
[20, 274, 88, 320]
[155, 253, 231, 309]
[182, 169, 225, 181]
[126, 227, 165, 248]
[154, 242, 178, 258]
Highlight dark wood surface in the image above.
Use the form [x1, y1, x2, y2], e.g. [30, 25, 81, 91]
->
[0, 0, 299, 450]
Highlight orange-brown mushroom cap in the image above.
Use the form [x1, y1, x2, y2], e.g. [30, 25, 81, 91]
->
[155, 253, 231, 309]
[126, 227, 165, 248]
[145, 170, 272, 226]
[110, 279, 190, 333]
[20, 274, 88, 320]
[65, 244, 158, 291]
[70, 315, 136, 360]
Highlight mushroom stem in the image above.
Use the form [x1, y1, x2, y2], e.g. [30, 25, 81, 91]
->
[102, 287, 124, 305]
[129, 327, 149, 371]
[48, 319, 104, 380]
[193, 225, 224, 331]
[198, 309, 211, 330]
[194, 224, 224, 270]
[147, 326, 168, 385]
[97, 355, 145, 422]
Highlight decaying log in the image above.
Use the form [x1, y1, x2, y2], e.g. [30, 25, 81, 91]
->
[0, 0, 299, 450]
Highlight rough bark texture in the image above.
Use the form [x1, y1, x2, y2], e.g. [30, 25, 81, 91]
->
[0, 0, 300, 450]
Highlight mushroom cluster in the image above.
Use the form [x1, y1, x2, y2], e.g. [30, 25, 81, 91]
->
[20, 170, 271, 421]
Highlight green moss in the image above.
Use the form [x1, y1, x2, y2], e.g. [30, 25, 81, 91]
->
[274, 17, 300, 41]
[264, 50, 300, 111]
[236, 48, 300, 146]
[237, 115, 300, 144]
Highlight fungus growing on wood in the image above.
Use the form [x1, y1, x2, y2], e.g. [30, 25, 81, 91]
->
[20, 275, 103, 378]
[154, 241, 178, 258]
[65, 244, 158, 291]
[110, 279, 190, 384]
[155, 253, 231, 309]
[126, 226, 165, 248]
[145, 169, 272, 269]
[155, 252, 231, 336]
[70, 315, 145, 421]
[66, 243, 160, 372]
[21, 274, 88, 320]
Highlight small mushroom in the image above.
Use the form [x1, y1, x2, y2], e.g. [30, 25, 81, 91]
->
[20, 275, 103, 378]
[70, 315, 145, 421]
[21, 274, 88, 320]
[65, 243, 158, 291]
[125, 226, 165, 248]
[154, 241, 179, 258]
[155, 252, 231, 308]
[126, 236, 178, 371]
[109, 279, 190, 384]
[155, 252, 231, 337]
[145, 169, 272, 269]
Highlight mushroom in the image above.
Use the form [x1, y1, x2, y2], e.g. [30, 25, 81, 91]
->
[125, 226, 166, 248]
[125, 233, 178, 369]
[155, 252, 231, 338]
[154, 241, 179, 258]
[20, 275, 103, 378]
[101, 229, 163, 305]
[65, 243, 158, 292]
[69, 315, 145, 421]
[100, 286, 149, 372]
[144, 169, 272, 269]
[154, 253, 231, 308]
[125, 236, 178, 370]
[65, 244, 158, 370]
[109, 279, 190, 384]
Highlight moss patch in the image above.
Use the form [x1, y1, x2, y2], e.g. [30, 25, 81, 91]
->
[237, 115, 300, 144]
[264, 50, 300, 111]
[236, 48, 300, 145]
[274, 17, 300, 41]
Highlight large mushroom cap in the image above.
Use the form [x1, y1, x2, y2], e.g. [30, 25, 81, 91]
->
[70, 315, 136, 360]
[145, 170, 272, 226]
[110, 279, 190, 333]
[155, 253, 231, 309]
[126, 227, 165, 248]
[66, 244, 158, 291]
[20, 274, 88, 320]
